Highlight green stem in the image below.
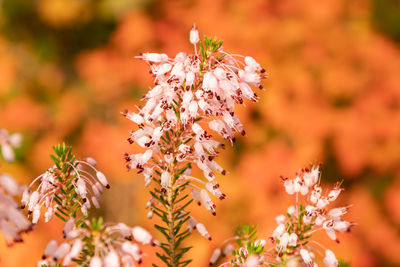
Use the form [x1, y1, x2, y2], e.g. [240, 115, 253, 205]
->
[154, 114, 193, 266]
[166, 126, 184, 266]
[167, 186, 177, 267]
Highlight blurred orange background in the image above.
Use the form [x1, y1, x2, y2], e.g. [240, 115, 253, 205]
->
[1, 0, 400, 266]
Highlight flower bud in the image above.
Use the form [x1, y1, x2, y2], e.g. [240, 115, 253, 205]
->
[53, 242, 70, 260]
[43, 240, 58, 259]
[21, 189, 30, 209]
[90, 256, 102, 267]
[209, 248, 221, 265]
[85, 157, 97, 167]
[141, 53, 168, 63]
[272, 224, 285, 239]
[275, 214, 286, 224]
[104, 251, 119, 267]
[91, 196, 100, 209]
[278, 232, 289, 250]
[328, 188, 342, 201]
[288, 233, 298, 247]
[200, 189, 216, 215]
[96, 171, 110, 189]
[223, 243, 234, 256]
[244, 255, 259, 267]
[32, 204, 41, 224]
[116, 223, 132, 238]
[63, 218, 75, 238]
[328, 207, 347, 219]
[28, 191, 40, 212]
[122, 242, 141, 261]
[323, 249, 338, 267]
[69, 239, 83, 258]
[300, 249, 313, 265]
[190, 25, 200, 44]
[196, 223, 211, 240]
[132, 226, 152, 245]
[161, 171, 171, 190]
[62, 255, 72, 266]
[187, 216, 197, 232]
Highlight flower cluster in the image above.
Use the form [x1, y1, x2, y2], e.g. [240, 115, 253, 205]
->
[38, 217, 158, 267]
[123, 26, 266, 265]
[0, 129, 22, 163]
[124, 27, 265, 212]
[278, 165, 352, 243]
[217, 165, 353, 267]
[21, 144, 109, 224]
[16, 144, 158, 266]
[0, 131, 32, 246]
[0, 173, 33, 246]
[124, 27, 265, 217]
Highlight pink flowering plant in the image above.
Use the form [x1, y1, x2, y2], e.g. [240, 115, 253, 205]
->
[20, 143, 157, 266]
[0, 129, 32, 246]
[213, 166, 353, 267]
[122, 25, 265, 266]
[0, 27, 353, 267]
[21, 143, 109, 224]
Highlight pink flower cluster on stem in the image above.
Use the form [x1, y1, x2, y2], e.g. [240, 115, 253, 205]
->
[39, 218, 158, 267]
[218, 165, 354, 267]
[0, 173, 32, 246]
[21, 155, 109, 224]
[0, 130, 31, 246]
[123, 26, 266, 246]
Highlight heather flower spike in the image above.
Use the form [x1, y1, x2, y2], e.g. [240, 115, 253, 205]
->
[0, 174, 33, 246]
[21, 143, 109, 224]
[39, 217, 157, 267]
[0, 131, 32, 246]
[124, 27, 266, 266]
[218, 165, 353, 267]
[18, 143, 157, 266]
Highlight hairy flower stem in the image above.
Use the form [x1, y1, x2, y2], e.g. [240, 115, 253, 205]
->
[58, 162, 74, 217]
[156, 125, 192, 267]
[167, 186, 177, 266]
[167, 127, 184, 266]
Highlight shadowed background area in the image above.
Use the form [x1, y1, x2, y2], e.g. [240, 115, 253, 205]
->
[0, 0, 400, 266]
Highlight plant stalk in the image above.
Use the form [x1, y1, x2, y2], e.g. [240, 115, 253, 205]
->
[167, 186, 177, 267]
